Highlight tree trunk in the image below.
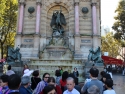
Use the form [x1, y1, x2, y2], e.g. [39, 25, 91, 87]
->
[1, 43, 3, 59]
[1, 46, 3, 59]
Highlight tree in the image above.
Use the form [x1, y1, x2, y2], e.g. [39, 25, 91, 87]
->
[0, 0, 17, 59]
[0, 0, 6, 26]
[101, 32, 121, 58]
[112, 0, 125, 39]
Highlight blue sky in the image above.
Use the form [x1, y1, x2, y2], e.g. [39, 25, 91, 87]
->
[101, 0, 119, 28]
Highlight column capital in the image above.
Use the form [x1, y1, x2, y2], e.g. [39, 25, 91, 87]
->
[91, 3, 97, 6]
[19, 0, 26, 5]
[36, 0, 42, 5]
[74, 0, 79, 6]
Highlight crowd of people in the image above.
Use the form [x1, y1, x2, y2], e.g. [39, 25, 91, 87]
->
[0, 64, 116, 94]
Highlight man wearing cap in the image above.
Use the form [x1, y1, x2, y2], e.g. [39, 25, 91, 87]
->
[19, 76, 32, 94]
[23, 69, 33, 77]
[81, 68, 103, 94]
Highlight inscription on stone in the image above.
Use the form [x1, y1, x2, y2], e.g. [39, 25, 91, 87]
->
[24, 39, 33, 42]
[81, 40, 91, 43]
[74, 54, 83, 60]
[21, 44, 34, 48]
[22, 53, 38, 57]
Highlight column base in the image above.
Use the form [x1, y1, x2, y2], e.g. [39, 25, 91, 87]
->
[17, 32, 22, 34]
[35, 32, 40, 35]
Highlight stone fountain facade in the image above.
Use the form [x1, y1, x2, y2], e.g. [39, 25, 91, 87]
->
[15, 0, 101, 82]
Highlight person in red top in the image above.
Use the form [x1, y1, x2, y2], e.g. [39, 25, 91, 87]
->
[40, 77, 62, 94]
[60, 71, 69, 92]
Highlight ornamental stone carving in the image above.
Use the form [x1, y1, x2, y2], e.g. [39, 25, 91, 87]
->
[19, 0, 26, 5]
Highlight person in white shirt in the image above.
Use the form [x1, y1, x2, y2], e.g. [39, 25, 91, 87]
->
[103, 79, 116, 94]
[84, 75, 91, 84]
[63, 77, 80, 94]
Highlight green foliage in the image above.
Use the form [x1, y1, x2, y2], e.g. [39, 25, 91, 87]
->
[113, 32, 122, 40]
[0, 0, 18, 58]
[101, 32, 121, 58]
[112, 1, 125, 39]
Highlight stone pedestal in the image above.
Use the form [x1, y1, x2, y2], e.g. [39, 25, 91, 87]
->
[15, 35, 22, 48]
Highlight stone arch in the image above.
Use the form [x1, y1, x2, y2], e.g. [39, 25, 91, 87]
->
[40, 1, 75, 36]
[43, 2, 74, 14]
[43, 1, 74, 14]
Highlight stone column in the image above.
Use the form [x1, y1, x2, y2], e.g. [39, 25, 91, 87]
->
[92, 3, 98, 48]
[92, 3, 97, 35]
[74, 0, 82, 60]
[18, 1, 25, 34]
[74, 1, 79, 34]
[35, 1, 41, 34]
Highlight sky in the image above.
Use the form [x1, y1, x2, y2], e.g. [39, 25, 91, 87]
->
[101, 0, 120, 29]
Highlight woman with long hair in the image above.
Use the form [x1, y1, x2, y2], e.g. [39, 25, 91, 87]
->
[60, 71, 69, 92]
[35, 73, 50, 94]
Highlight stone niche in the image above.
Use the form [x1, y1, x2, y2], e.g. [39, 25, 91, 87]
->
[46, 5, 69, 37]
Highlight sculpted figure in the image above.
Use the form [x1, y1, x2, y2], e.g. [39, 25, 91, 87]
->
[7, 47, 22, 63]
[88, 47, 103, 63]
[50, 7, 66, 37]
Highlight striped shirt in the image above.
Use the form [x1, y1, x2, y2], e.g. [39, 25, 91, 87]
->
[35, 80, 47, 94]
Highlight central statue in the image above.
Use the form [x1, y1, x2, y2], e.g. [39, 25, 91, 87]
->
[50, 7, 66, 37]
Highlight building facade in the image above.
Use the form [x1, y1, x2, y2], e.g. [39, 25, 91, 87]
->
[16, 0, 101, 81]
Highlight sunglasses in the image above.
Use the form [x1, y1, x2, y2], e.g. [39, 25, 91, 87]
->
[44, 77, 50, 78]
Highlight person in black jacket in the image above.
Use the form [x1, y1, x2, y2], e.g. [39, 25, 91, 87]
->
[31, 70, 41, 90]
[73, 67, 79, 85]
[8, 74, 21, 94]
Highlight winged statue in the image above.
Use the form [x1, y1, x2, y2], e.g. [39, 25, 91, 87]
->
[50, 7, 66, 37]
